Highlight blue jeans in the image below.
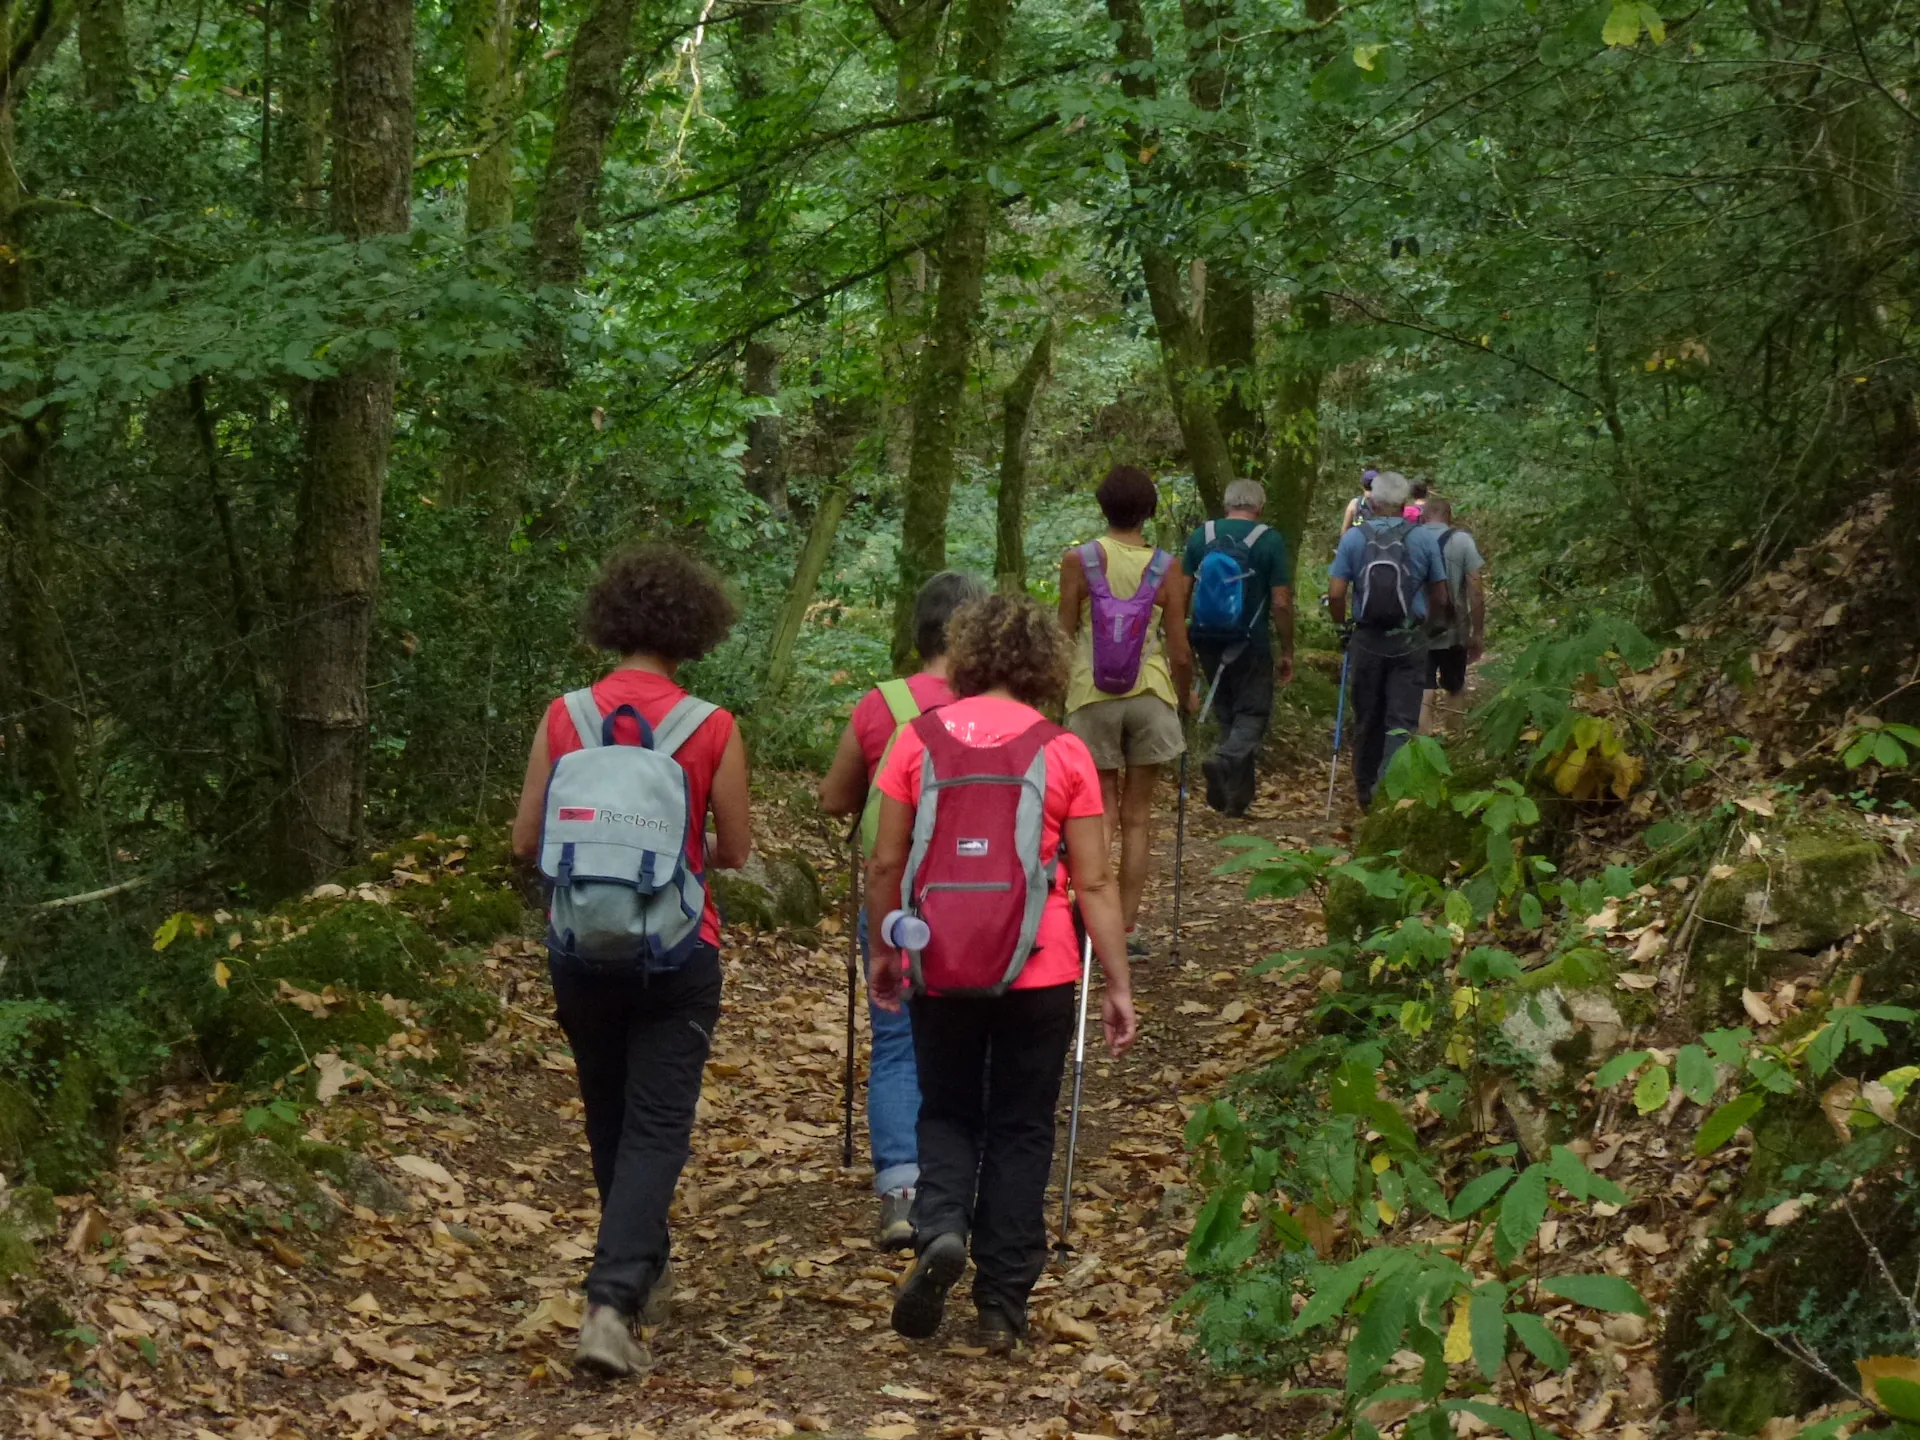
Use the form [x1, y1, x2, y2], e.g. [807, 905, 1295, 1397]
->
[860, 910, 921, 1195]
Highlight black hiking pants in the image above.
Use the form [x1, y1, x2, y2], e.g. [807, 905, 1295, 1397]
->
[1196, 641, 1274, 815]
[1348, 631, 1426, 810]
[909, 983, 1076, 1327]
[551, 944, 721, 1317]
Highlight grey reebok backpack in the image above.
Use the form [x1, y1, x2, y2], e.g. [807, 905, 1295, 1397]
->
[539, 690, 717, 970]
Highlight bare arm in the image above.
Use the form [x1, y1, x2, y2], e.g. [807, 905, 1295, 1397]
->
[1327, 575, 1350, 628]
[1159, 567, 1195, 711]
[817, 719, 868, 816]
[511, 723, 552, 860]
[1271, 584, 1295, 685]
[865, 795, 913, 1012]
[1466, 571, 1487, 662]
[1057, 546, 1085, 637]
[707, 724, 752, 870]
[1063, 812, 1137, 1053]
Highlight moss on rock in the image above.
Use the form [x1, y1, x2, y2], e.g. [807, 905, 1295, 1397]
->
[0, 1218, 35, 1285]
[711, 850, 824, 933]
[1691, 830, 1884, 1025]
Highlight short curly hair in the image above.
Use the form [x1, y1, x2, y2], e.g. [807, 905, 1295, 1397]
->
[1095, 464, 1158, 530]
[581, 543, 738, 662]
[945, 594, 1070, 708]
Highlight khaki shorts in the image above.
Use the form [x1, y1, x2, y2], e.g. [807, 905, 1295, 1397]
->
[1066, 694, 1185, 771]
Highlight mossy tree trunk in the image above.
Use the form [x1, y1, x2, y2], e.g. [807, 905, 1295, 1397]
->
[765, 487, 853, 699]
[460, 0, 519, 232]
[277, 0, 413, 886]
[887, 0, 1018, 670]
[76, 0, 132, 110]
[732, 0, 788, 518]
[1264, 291, 1326, 578]
[530, 0, 638, 288]
[1105, 0, 1233, 518]
[994, 318, 1053, 594]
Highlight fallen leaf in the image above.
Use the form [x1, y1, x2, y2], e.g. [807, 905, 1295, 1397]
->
[1576, 1391, 1616, 1434]
[315, 1051, 361, 1104]
[882, 1385, 937, 1402]
[393, 1154, 456, 1188]
[345, 1292, 382, 1316]
[1764, 1197, 1805, 1227]
[1742, 989, 1778, 1025]
[114, 1392, 146, 1422]
[276, 978, 332, 1016]
[1859, 1355, 1920, 1406]
[1604, 1314, 1649, 1345]
[512, 1294, 582, 1338]
[1822, 1079, 1860, 1142]
[866, 1425, 917, 1440]
[67, 1207, 107, 1255]
[1624, 1224, 1671, 1256]
[1616, 973, 1660, 991]
[1736, 795, 1776, 817]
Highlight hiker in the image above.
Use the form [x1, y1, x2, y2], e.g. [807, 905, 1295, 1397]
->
[1181, 478, 1294, 816]
[509, 544, 751, 1379]
[1405, 479, 1430, 523]
[1340, 469, 1378, 533]
[1327, 471, 1451, 810]
[866, 593, 1137, 1353]
[1057, 465, 1194, 952]
[1419, 496, 1486, 735]
[818, 570, 988, 1252]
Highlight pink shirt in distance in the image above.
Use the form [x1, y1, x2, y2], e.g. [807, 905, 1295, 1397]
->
[875, 695, 1105, 989]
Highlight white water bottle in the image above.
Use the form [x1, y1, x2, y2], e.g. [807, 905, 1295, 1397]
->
[881, 909, 931, 950]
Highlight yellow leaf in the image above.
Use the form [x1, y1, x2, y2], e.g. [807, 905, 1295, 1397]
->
[1859, 1356, 1920, 1404]
[213, 960, 231, 990]
[1372, 1153, 1392, 1174]
[1375, 1197, 1397, 1224]
[1444, 1300, 1474, 1364]
[1353, 42, 1384, 70]
[153, 911, 189, 951]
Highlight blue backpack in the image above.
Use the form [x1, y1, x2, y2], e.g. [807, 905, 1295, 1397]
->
[1189, 521, 1270, 642]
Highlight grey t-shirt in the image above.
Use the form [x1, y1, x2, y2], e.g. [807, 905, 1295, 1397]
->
[1422, 522, 1484, 650]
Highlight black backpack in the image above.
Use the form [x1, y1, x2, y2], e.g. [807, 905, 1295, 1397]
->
[1355, 518, 1421, 629]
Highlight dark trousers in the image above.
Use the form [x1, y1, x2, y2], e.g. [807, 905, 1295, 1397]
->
[909, 983, 1076, 1324]
[1348, 634, 1426, 809]
[551, 945, 721, 1316]
[1196, 642, 1274, 813]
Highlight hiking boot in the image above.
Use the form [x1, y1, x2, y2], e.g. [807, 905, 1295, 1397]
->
[976, 1305, 1022, 1356]
[1125, 932, 1152, 961]
[575, 1303, 652, 1378]
[640, 1259, 674, 1328]
[1201, 755, 1228, 813]
[891, 1231, 966, 1340]
[877, 1189, 915, 1252]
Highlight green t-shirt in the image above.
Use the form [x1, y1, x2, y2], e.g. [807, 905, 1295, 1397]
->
[1181, 518, 1292, 650]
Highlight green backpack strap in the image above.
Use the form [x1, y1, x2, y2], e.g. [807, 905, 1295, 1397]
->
[859, 680, 924, 857]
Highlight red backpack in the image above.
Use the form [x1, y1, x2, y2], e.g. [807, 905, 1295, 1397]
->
[898, 713, 1065, 997]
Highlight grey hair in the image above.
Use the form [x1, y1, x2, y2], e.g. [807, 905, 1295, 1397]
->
[914, 571, 990, 659]
[1222, 477, 1265, 512]
[1371, 470, 1412, 509]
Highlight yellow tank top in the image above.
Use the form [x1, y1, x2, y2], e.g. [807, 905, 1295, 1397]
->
[1066, 536, 1178, 713]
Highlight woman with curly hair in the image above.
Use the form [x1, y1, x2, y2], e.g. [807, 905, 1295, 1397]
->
[510, 543, 751, 1378]
[866, 593, 1137, 1353]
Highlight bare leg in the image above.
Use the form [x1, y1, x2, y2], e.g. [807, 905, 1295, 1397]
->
[1420, 688, 1440, 735]
[1096, 769, 1120, 862]
[1117, 763, 1161, 932]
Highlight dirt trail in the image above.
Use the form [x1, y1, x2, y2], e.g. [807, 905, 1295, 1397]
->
[3, 760, 1352, 1440]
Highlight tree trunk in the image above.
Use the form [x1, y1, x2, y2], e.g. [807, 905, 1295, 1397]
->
[77, 0, 133, 109]
[278, 0, 413, 886]
[530, 0, 638, 287]
[1183, 0, 1263, 475]
[764, 486, 853, 699]
[280, 0, 330, 216]
[887, 0, 1017, 670]
[0, 37, 82, 830]
[1105, 0, 1234, 517]
[461, 0, 518, 231]
[1263, 292, 1325, 577]
[994, 318, 1052, 594]
[733, 0, 787, 517]
[874, 0, 949, 477]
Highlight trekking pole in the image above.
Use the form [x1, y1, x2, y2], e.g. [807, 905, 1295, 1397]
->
[842, 823, 860, 1170]
[1057, 927, 1095, 1254]
[1172, 646, 1243, 965]
[1325, 646, 1352, 820]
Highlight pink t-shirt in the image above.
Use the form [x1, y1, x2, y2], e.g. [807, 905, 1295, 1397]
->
[850, 672, 955, 777]
[875, 695, 1105, 989]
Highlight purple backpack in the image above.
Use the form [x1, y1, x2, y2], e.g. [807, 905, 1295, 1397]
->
[1079, 541, 1172, 695]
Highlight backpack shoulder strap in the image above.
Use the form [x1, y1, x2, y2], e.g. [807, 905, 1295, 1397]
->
[876, 677, 921, 727]
[652, 696, 719, 758]
[1143, 547, 1172, 589]
[1203, 520, 1216, 545]
[1245, 523, 1270, 547]
[562, 688, 603, 750]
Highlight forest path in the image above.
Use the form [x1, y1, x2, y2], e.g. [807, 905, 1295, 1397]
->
[6, 749, 1353, 1440]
